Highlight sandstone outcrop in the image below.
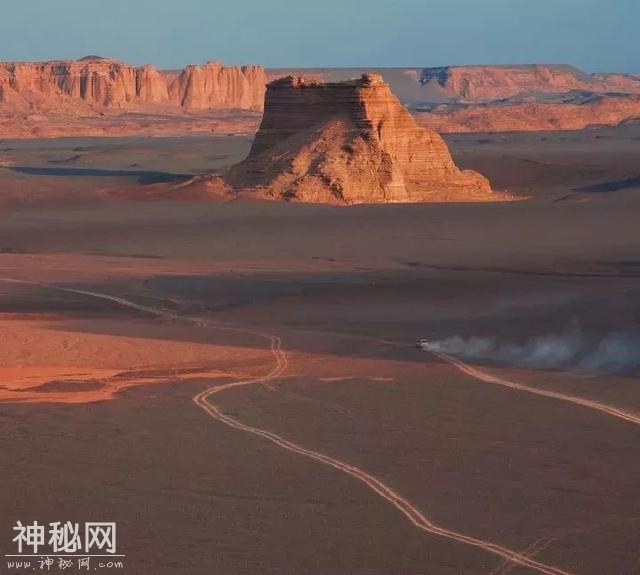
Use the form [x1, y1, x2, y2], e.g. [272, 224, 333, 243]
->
[0, 57, 266, 111]
[225, 74, 494, 204]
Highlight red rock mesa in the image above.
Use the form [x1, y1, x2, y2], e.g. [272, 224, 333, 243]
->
[0, 56, 266, 111]
[225, 74, 494, 204]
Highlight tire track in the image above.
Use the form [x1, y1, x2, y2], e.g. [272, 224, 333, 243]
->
[490, 535, 557, 575]
[428, 349, 640, 426]
[0, 277, 572, 575]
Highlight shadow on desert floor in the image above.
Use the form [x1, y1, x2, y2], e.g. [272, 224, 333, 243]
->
[9, 165, 191, 184]
[574, 174, 640, 193]
[3, 267, 638, 391]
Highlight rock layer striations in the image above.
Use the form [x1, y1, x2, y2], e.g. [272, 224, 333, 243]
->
[225, 74, 493, 204]
[0, 57, 266, 112]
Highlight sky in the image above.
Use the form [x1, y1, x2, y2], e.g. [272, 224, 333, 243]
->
[1, 0, 637, 73]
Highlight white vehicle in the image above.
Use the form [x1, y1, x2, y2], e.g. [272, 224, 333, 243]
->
[416, 339, 430, 349]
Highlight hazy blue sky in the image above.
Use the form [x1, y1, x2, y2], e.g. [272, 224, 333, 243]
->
[1, 0, 637, 72]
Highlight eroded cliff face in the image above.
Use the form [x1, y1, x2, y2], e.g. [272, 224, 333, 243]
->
[0, 57, 266, 111]
[420, 65, 640, 102]
[169, 61, 266, 110]
[225, 74, 494, 204]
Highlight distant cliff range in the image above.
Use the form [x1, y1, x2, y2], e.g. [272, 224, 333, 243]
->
[2, 58, 640, 136]
[0, 56, 266, 112]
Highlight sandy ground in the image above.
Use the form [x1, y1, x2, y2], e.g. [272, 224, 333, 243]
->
[0, 109, 260, 139]
[0, 125, 639, 574]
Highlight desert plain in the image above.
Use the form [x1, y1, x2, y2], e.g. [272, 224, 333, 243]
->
[0, 118, 638, 575]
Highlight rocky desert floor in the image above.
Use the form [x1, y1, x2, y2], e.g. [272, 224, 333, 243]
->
[0, 125, 639, 574]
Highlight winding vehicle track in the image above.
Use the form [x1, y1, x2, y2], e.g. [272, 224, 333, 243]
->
[429, 350, 640, 427]
[0, 276, 572, 575]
